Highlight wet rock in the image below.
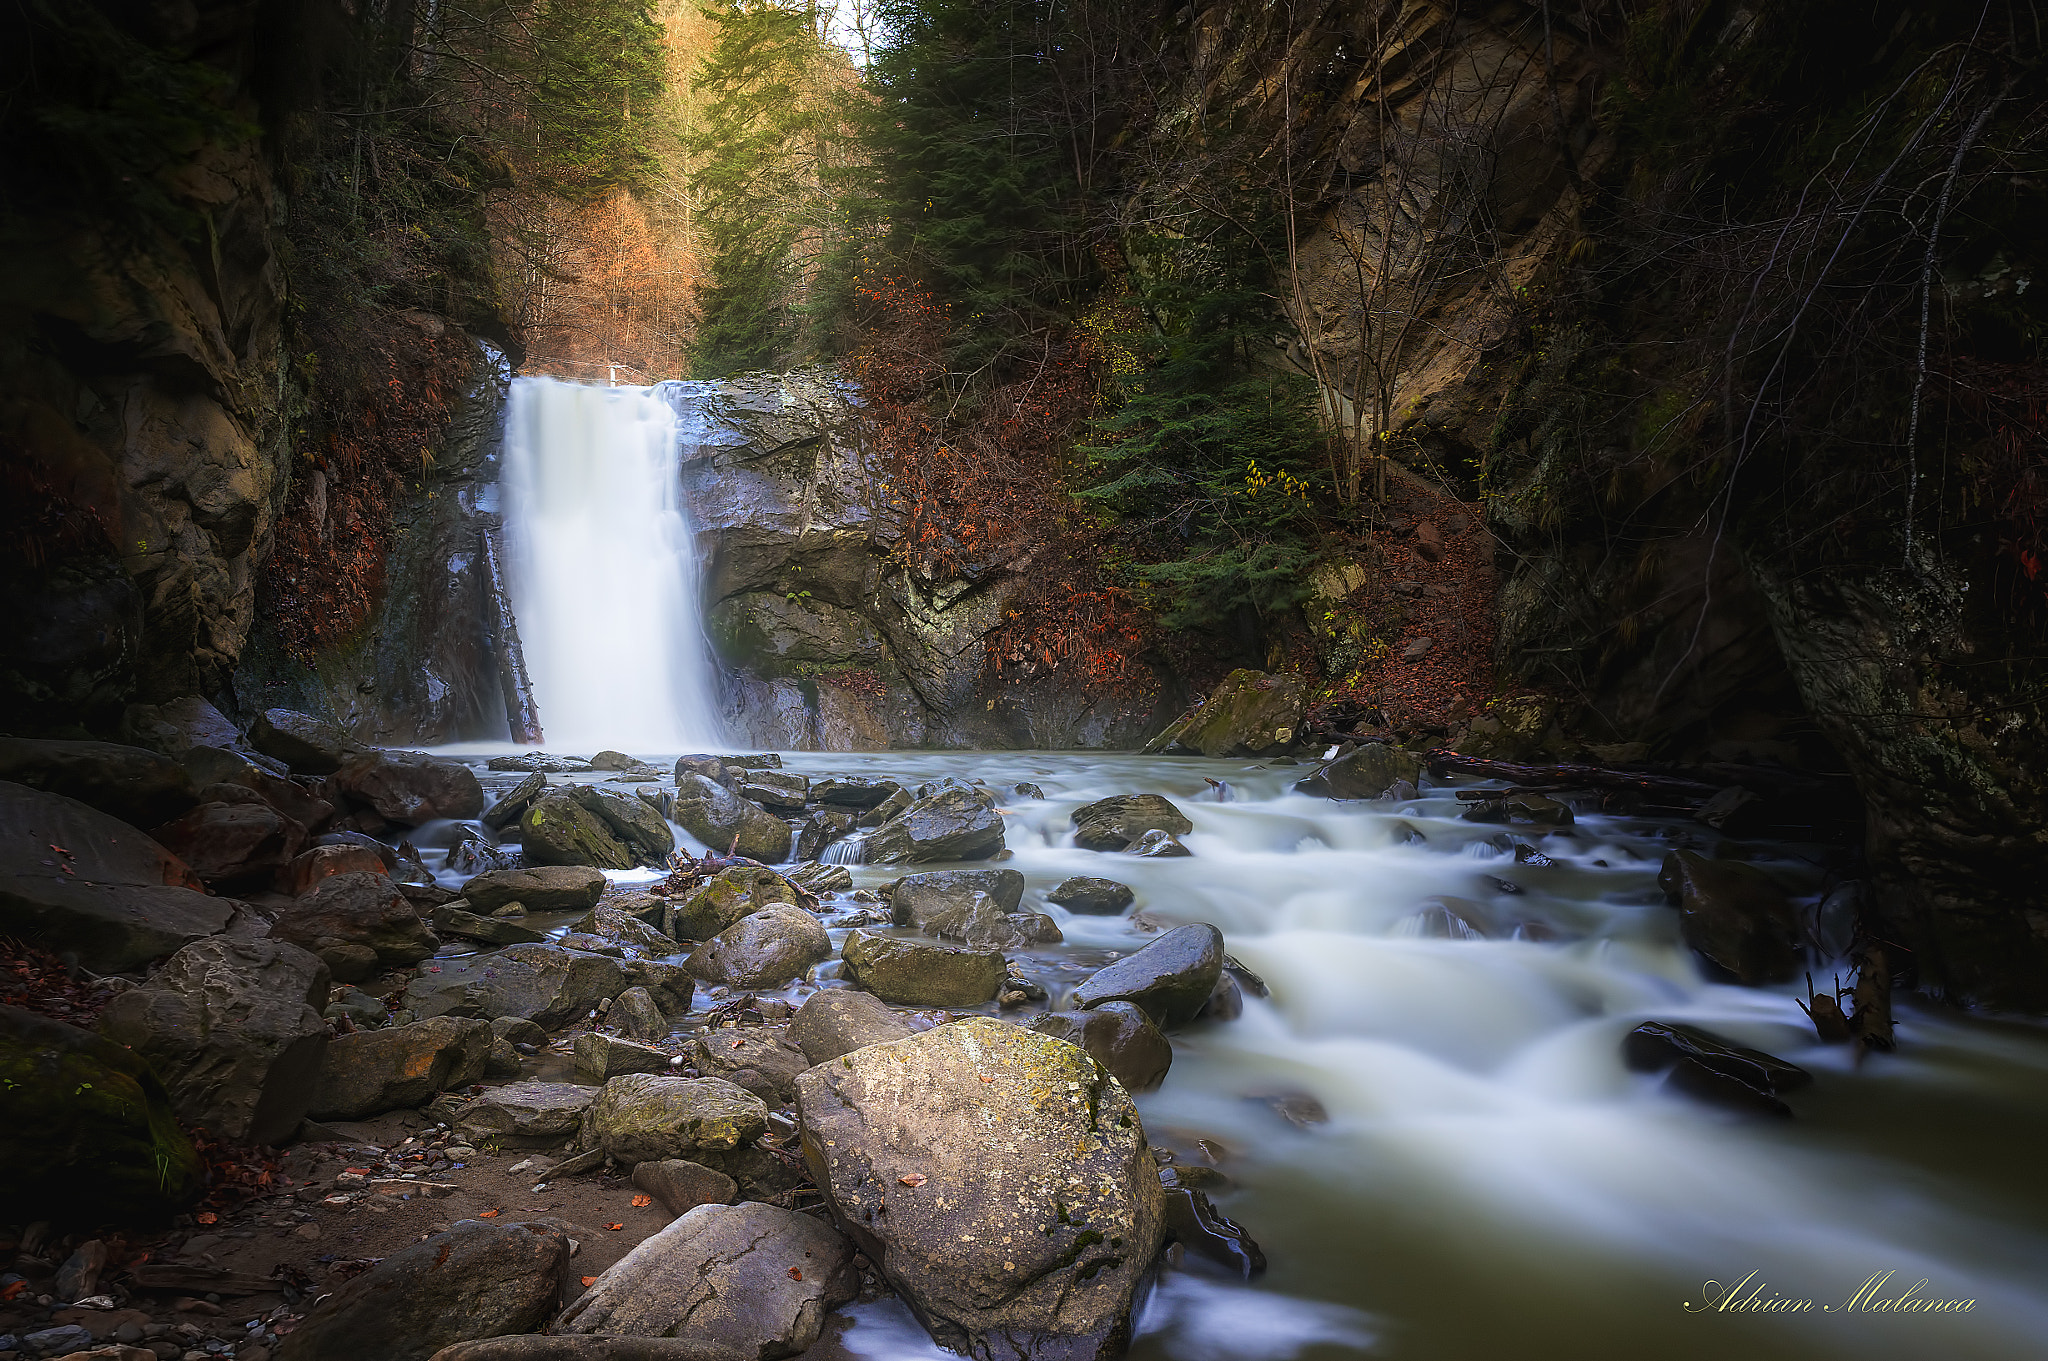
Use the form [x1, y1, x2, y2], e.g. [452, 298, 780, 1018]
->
[580, 1074, 768, 1164]
[569, 905, 682, 955]
[1161, 1186, 1266, 1279]
[405, 944, 631, 1030]
[250, 710, 354, 775]
[567, 785, 674, 864]
[1031, 1001, 1172, 1092]
[274, 1217, 569, 1361]
[312, 1017, 493, 1120]
[446, 832, 516, 878]
[840, 929, 1004, 1008]
[326, 986, 389, 1029]
[1622, 1020, 1811, 1098]
[481, 772, 547, 831]
[333, 752, 485, 825]
[0, 738, 200, 828]
[796, 1017, 1165, 1361]
[434, 1081, 595, 1149]
[1047, 876, 1135, 915]
[283, 843, 390, 896]
[1248, 1090, 1329, 1127]
[854, 786, 914, 829]
[666, 865, 800, 940]
[673, 773, 793, 862]
[270, 872, 439, 973]
[489, 753, 592, 774]
[0, 781, 239, 972]
[787, 988, 915, 1064]
[589, 750, 639, 771]
[462, 865, 607, 914]
[1197, 971, 1244, 1022]
[686, 905, 832, 989]
[809, 777, 901, 809]
[1012, 782, 1046, 800]
[795, 809, 856, 861]
[491, 1016, 548, 1047]
[1070, 794, 1193, 852]
[483, 1035, 523, 1076]
[433, 903, 547, 946]
[611, 985, 672, 1042]
[1663, 1057, 1793, 1118]
[1072, 923, 1225, 1028]
[1292, 743, 1425, 801]
[99, 938, 330, 1144]
[785, 861, 853, 895]
[892, 868, 1025, 919]
[739, 771, 809, 811]
[725, 755, 784, 770]
[0, 1004, 202, 1223]
[1131, 829, 1193, 858]
[426, 1339, 748, 1361]
[1659, 851, 1802, 984]
[519, 790, 637, 871]
[861, 787, 1006, 864]
[689, 1024, 811, 1104]
[631, 1159, 737, 1217]
[574, 1032, 673, 1083]
[1224, 954, 1269, 998]
[1143, 669, 1309, 757]
[557, 1201, 856, 1355]
[1461, 792, 1575, 827]
[620, 959, 697, 1018]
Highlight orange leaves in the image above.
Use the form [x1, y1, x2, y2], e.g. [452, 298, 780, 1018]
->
[478, 1209, 500, 1218]
[897, 1172, 927, 1187]
[630, 1194, 652, 1207]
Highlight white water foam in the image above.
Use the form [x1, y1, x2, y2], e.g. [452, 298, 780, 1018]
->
[499, 377, 724, 750]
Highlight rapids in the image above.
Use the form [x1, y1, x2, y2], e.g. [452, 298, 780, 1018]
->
[418, 746, 2048, 1361]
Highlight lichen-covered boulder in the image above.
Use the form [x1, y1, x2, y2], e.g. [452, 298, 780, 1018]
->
[1071, 923, 1225, 1028]
[685, 905, 831, 989]
[333, 751, 484, 825]
[1069, 795, 1192, 853]
[688, 1024, 811, 1105]
[580, 1074, 768, 1165]
[519, 791, 633, 870]
[462, 865, 607, 914]
[840, 929, 1004, 1008]
[1292, 742, 1425, 800]
[672, 773, 792, 863]
[99, 937, 331, 1144]
[787, 988, 915, 1065]
[311, 1017, 493, 1121]
[796, 1018, 1165, 1361]
[569, 905, 682, 957]
[1142, 669, 1309, 757]
[861, 788, 1005, 864]
[480, 772, 547, 831]
[1032, 1002, 1172, 1093]
[666, 865, 800, 940]
[0, 1003, 202, 1224]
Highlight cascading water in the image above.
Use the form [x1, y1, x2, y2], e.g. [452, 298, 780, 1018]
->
[499, 376, 724, 750]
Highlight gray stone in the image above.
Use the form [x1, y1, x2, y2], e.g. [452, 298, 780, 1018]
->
[519, 787, 666, 871]
[271, 871, 439, 970]
[485, 1036, 524, 1077]
[686, 905, 832, 989]
[808, 777, 900, 808]
[574, 1032, 674, 1083]
[1070, 794, 1193, 852]
[569, 905, 682, 957]
[332, 751, 485, 825]
[250, 710, 354, 776]
[666, 865, 799, 941]
[462, 865, 607, 914]
[619, 959, 696, 1018]
[892, 868, 1025, 919]
[1047, 877, 1134, 915]
[480, 772, 547, 831]
[556, 1202, 856, 1356]
[434, 903, 546, 946]
[490, 1016, 547, 1047]
[1293, 743, 1425, 801]
[672, 773, 792, 863]
[630, 1159, 737, 1216]
[580, 1075, 767, 1165]
[787, 988, 915, 1065]
[98, 937, 331, 1144]
[312, 1017, 493, 1120]
[403, 944, 631, 1030]
[1072, 923, 1226, 1028]
[688, 1024, 811, 1104]
[1131, 828, 1193, 858]
[840, 929, 1004, 1008]
[738, 771, 809, 811]
[432, 1081, 596, 1149]
[274, 1218, 569, 1361]
[861, 787, 1005, 864]
[1660, 851, 1803, 984]
[612, 985, 671, 1042]
[1142, 669, 1309, 757]
[1032, 1002, 1173, 1093]
[796, 1018, 1164, 1361]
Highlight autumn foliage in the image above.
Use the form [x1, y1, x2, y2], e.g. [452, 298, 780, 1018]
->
[504, 186, 697, 383]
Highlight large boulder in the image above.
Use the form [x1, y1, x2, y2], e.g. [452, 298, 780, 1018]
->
[580, 1074, 768, 1165]
[0, 781, 238, 972]
[333, 751, 485, 825]
[1142, 669, 1309, 757]
[432, 1081, 596, 1149]
[120, 695, 242, 757]
[559, 785, 675, 867]
[98, 938, 331, 1144]
[685, 906, 832, 989]
[1031, 1002, 1172, 1093]
[807, 776, 901, 808]
[891, 879, 1059, 950]
[284, 842, 391, 896]
[1660, 851, 1803, 984]
[480, 772, 547, 831]
[861, 787, 1005, 864]
[433, 902, 548, 946]
[1069, 795, 1192, 853]
[840, 929, 1004, 1008]
[0, 738, 199, 828]
[1046, 877, 1134, 915]
[632, 1159, 738, 1217]
[0, 1004, 202, 1224]
[891, 869, 1025, 920]
[796, 1018, 1165, 1360]
[569, 905, 683, 957]
[274, 1218, 570, 1361]
[666, 865, 800, 941]
[403, 944, 632, 1030]
[688, 1024, 811, 1104]
[250, 709, 354, 775]
[1292, 742, 1425, 800]
[311, 1017, 493, 1121]
[270, 872, 439, 977]
[672, 773, 792, 862]
[556, 1202, 856, 1356]
[149, 799, 307, 890]
[573, 1032, 674, 1083]
[462, 865, 607, 914]
[787, 988, 915, 1065]
[1070, 923, 1225, 1028]
[519, 791, 634, 871]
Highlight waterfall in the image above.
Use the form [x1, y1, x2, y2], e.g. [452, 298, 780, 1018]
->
[499, 376, 724, 750]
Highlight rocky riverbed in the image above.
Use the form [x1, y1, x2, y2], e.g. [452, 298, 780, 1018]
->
[3, 713, 2047, 1361]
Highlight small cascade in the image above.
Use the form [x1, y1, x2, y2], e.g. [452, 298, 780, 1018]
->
[821, 836, 868, 866]
[499, 377, 724, 750]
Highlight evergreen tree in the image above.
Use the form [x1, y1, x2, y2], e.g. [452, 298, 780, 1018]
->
[517, 0, 671, 201]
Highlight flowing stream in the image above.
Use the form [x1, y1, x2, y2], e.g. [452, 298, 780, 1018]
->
[498, 378, 724, 750]
[424, 746, 2048, 1361]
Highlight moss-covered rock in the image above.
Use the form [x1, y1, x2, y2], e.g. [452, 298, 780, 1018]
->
[672, 773, 793, 862]
[1143, 669, 1309, 757]
[861, 787, 1005, 864]
[519, 792, 632, 870]
[685, 905, 831, 989]
[581, 1074, 768, 1164]
[666, 865, 800, 941]
[840, 929, 1004, 1008]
